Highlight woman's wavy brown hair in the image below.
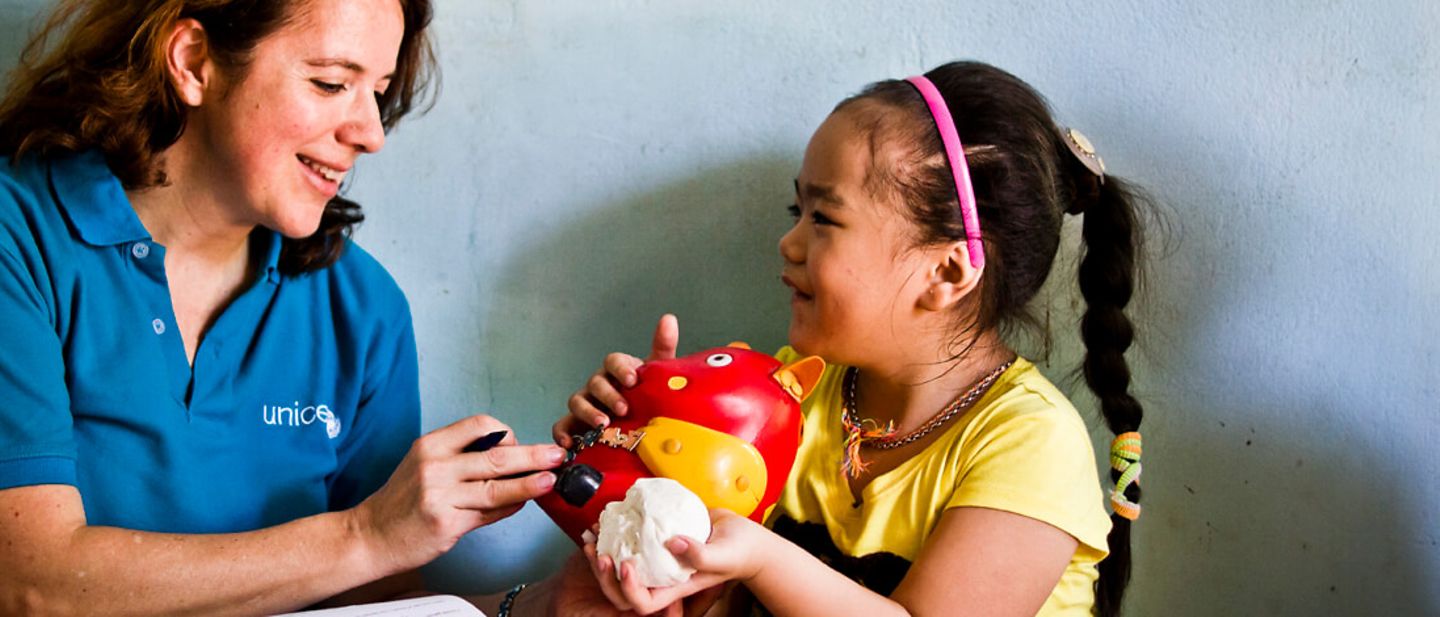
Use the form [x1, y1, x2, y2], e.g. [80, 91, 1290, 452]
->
[0, 0, 436, 274]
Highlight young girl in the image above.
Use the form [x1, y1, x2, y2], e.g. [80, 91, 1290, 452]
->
[559, 60, 1150, 617]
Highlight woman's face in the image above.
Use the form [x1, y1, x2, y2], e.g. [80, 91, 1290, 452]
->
[189, 0, 404, 238]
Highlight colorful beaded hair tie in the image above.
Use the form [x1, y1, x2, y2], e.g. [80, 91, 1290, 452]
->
[1109, 431, 1142, 521]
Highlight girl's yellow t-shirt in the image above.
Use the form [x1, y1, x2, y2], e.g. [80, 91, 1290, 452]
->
[770, 347, 1111, 616]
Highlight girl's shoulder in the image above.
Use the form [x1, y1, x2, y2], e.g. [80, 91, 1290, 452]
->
[967, 357, 1088, 434]
[773, 345, 804, 364]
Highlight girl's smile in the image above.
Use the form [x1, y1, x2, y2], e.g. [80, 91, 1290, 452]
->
[779, 109, 941, 367]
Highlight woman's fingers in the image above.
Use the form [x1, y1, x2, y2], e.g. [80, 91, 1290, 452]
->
[474, 502, 525, 525]
[457, 443, 566, 480]
[453, 471, 556, 510]
[414, 414, 512, 456]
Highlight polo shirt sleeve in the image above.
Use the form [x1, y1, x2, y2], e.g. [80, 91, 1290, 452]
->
[327, 301, 421, 511]
[0, 229, 77, 490]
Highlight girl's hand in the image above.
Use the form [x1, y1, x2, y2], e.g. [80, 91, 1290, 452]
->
[584, 509, 767, 616]
[547, 550, 653, 617]
[554, 314, 680, 447]
[352, 414, 568, 576]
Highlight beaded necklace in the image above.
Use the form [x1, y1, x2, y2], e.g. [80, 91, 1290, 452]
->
[840, 359, 1014, 479]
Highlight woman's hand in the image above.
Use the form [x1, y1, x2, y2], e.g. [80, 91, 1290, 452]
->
[583, 509, 767, 616]
[353, 414, 568, 576]
[554, 314, 680, 447]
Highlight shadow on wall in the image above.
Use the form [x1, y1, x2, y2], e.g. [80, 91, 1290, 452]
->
[423, 153, 798, 593]
[1109, 126, 1439, 614]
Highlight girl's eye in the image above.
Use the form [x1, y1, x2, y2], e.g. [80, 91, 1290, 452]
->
[786, 204, 801, 220]
[311, 79, 345, 94]
[811, 210, 836, 226]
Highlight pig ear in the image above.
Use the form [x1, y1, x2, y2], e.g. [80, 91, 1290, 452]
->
[727, 341, 752, 350]
[774, 356, 826, 403]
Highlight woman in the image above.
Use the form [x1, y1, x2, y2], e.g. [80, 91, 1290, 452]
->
[0, 1, 572, 613]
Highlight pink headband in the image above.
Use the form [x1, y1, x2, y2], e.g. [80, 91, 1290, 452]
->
[905, 75, 985, 270]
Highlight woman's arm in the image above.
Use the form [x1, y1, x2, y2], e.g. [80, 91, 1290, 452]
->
[597, 506, 1076, 617]
[0, 415, 565, 617]
[0, 484, 379, 616]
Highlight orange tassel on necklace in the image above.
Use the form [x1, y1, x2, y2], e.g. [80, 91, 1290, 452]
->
[839, 360, 1014, 479]
[840, 407, 895, 479]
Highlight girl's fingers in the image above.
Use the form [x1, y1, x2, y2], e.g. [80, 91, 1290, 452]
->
[566, 390, 612, 427]
[586, 372, 629, 416]
[602, 560, 634, 610]
[617, 561, 651, 605]
[584, 544, 633, 610]
[552, 416, 577, 448]
[647, 314, 680, 362]
[603, 353, 645, 390]
[618, 561, 680, 614]
[665, 536, 707, 569]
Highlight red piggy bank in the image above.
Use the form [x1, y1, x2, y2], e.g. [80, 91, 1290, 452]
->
[538, 343, 824, 544]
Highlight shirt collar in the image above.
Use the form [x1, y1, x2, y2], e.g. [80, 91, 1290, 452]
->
[255, 228, 283, 284]
[50, 151, 284, 283]
[48, 150, 151, 247]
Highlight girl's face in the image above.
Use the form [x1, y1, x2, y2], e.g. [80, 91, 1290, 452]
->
[779, 110, 937, 365]
[187, 0, 403, 237]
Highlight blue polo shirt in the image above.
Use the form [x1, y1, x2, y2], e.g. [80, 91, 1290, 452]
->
[0, 151, 420, 533]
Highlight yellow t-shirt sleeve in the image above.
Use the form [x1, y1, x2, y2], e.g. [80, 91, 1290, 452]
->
[944, 394, 1110, 554]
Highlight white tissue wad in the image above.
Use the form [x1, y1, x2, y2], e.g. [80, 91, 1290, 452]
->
[596, 477, 712, 587]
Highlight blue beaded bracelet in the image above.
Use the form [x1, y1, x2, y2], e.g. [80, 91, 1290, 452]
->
[497, 583, 527, 617]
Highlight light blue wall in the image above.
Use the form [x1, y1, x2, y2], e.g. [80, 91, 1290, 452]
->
[3, 1, 1437, 614]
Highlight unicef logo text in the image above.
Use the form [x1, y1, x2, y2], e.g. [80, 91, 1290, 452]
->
[262, 402, 342, 439]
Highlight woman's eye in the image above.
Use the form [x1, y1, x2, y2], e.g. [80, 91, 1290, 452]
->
[311, 80, 345, 94]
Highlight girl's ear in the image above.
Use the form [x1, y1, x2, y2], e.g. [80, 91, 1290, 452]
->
[166, 18, 214, 107]
[919, 241, 983, 311]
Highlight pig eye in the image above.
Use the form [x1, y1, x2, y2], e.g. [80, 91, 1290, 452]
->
[706, 353, 733, 367]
